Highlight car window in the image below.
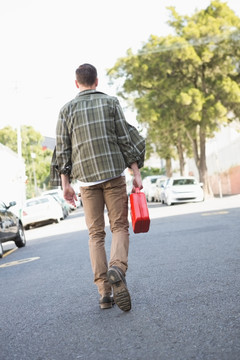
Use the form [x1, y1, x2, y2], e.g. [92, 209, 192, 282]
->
[26, 200, 40, 207]
[0, 201, 6, 211]
[151, 178, 158, 184]
[173, 179, 196, 186]
[39, 198, 50, 204]
[185, 179, 196, 185]
[26, 198, 49, 207]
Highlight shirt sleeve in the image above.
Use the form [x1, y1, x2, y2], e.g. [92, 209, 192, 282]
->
[55, 110, 72, 176]
[114, 99, 145, 168]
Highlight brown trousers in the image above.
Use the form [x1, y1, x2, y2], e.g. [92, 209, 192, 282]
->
[80, 176, 129, 296]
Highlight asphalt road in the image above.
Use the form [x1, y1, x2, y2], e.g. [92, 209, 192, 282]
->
[0, 196, 240, 360]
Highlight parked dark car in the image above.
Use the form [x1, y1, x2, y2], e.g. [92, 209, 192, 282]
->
[0, 200, 26, 258]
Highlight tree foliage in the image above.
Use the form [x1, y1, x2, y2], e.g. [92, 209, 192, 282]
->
[108, 0, 240, 191]
[0, 125, 53, 198]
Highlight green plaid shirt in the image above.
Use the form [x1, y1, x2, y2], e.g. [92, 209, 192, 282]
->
[51, 90, 145, 186]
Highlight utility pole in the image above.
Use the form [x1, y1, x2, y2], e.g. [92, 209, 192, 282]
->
[14, 82, 22, 159]
[17, 124, 22, 159]
[13, 82, 26, 211]
[31, 152, 38, 196]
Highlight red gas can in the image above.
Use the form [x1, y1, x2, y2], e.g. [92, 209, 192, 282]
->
[130, 188, 150, 233]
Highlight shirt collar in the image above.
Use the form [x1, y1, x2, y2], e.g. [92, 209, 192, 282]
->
[76, 89, 98, 97]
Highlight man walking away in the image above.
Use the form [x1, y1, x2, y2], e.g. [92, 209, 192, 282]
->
[51, 63, 145, 311]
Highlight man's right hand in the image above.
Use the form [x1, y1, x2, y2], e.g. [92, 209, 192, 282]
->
[130, 162, 143, 192]
[63, 185, 77, 207]
[61, 174, 77, 207]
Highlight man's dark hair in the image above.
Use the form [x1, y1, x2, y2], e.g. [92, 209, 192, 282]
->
[75, 64, 97, 86]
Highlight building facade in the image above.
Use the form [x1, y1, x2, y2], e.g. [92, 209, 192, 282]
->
[0, 143, 26, 214]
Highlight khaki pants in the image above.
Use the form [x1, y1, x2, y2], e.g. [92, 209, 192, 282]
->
[80, 176, 129, 296]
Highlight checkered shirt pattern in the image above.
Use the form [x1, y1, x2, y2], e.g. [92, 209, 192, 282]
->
[50, 90, 145, 187]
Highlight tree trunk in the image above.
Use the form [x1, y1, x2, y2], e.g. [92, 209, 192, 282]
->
[199, 126, 213, 196]
[187, 125, 213, 196]
[186, 128, 199, 170]
[165, 157, 172, 177]
[176, 139, 185, 175]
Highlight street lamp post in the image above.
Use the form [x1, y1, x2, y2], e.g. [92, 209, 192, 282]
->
[17, 123, 22, 159]
[31, 152, 38, 197]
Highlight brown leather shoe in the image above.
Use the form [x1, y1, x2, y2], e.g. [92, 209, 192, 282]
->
[107, 266, 131, 312]
[99, 295, 114, 309]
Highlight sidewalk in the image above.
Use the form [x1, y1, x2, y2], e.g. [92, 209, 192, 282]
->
[149, 194, 240, 220]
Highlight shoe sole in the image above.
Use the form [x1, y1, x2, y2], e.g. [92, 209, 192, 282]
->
[100, 302, 112, 310]
[107, 268, 131, 312]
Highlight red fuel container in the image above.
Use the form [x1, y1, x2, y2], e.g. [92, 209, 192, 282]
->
[130, 188, 150, 233]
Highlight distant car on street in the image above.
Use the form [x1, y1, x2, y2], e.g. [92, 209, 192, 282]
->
[161, 176, 204, 206]
[43, 189, 81, 209]
[142, 175, 166, 202]
[50, 194, 70, 219]
[21, 195, 64, 230]
[153, 177, 168, 202]
[0, 200, 26, 258]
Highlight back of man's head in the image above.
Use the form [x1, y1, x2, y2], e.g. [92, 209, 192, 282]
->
[75, 64, 97, 86]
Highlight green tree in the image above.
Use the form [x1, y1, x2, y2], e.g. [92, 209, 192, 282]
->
[108, 0, 240, 192]
[0, 125, 53, 198]
[0, 126, 18, 152]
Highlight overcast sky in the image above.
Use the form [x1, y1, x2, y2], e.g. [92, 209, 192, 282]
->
[0, 0, 239, 137]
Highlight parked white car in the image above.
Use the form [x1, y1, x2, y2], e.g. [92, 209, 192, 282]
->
[22, 195, 64, 229]
[42, 189, 81, 209]
[153, 177, 168, 202]
[161, 176, 204, 206]
[142, 175, 166, 202]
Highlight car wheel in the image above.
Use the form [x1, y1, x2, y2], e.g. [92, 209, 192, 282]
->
[0, 242, 3, 258]
[15, 222, 26, 248]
